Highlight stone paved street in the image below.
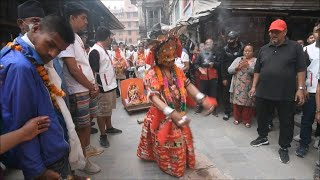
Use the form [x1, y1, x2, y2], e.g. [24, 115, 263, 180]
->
[5, 98, 319, 179]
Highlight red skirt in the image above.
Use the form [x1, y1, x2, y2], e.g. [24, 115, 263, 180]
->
[137, 106, 195, 177]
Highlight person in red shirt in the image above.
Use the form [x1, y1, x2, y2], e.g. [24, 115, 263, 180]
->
[194, 39, 220, 114]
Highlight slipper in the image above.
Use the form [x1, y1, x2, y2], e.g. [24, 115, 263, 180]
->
[245, 123, 251, 128]
[233, 120, 239, 125]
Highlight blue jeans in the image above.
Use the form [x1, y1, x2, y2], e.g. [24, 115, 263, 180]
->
[299, 93, 316, 147]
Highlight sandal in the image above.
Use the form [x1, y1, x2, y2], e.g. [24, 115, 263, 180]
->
[245, 123, 251, 128]
[233, 120, 239, 125]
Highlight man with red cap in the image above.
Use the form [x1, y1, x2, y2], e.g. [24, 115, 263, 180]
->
[248, 19, 306, 164]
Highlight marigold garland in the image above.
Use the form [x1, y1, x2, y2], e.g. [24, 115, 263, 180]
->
[7, 42, 65, 111]
[154, 65, 187, 112]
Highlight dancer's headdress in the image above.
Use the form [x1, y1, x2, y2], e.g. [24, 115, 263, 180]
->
[145, 23, 184, 66]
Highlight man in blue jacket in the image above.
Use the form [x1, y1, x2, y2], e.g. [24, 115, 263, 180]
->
[0, 15, 75, 179]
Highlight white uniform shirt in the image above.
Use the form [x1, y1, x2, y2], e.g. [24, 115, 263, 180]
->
[306, 42, 320, 93]
[58, 33, 95, 95]
[175, 50, 189, 69]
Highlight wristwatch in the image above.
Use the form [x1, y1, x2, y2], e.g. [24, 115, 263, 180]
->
[298, 86, 305, 90]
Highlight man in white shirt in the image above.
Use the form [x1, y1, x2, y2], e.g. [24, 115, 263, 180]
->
[296, 23, 320, 158]
[175, 48, 190, 72]
[58, 2, 103, 174]
[119, 42, 126, 54]
[313, 22, 320, 180]
[307, 33, 315, 45]
[125, 45, 136, 78]
[126, 45, 135, 67]
[89, 27, 122, 148]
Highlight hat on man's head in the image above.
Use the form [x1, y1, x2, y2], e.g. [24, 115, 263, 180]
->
[227, 31, 239, 39]
[269, 19, 287, 31]
[17, 0, 45, 19]
[64, 2, 89, 17]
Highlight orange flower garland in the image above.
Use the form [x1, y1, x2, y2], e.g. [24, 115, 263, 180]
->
[7, 42, 65, 111]
[154, 66, 163, 87]
[173, 65, 187, 100]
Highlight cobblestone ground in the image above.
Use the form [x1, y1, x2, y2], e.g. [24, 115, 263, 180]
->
[4, 99, 318, 179]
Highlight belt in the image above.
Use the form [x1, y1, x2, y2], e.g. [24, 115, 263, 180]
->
[101, 88, 116, 94]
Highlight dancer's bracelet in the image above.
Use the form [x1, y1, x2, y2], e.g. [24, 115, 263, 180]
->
[178, 116, 189, 125]
[195, 92, 206, 103]
[163, 106, 174, 117]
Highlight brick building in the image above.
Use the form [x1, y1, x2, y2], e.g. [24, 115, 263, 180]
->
[109, 0, 140, 46]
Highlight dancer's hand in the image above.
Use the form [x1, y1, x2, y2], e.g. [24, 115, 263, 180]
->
[171, 111, 191, 127]
[202, 97, 211, 109]
[202, 97, 216, 116]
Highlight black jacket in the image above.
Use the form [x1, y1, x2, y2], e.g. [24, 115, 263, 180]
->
[220, 42, 244, 81]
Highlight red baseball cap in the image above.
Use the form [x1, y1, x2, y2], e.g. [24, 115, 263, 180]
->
[269, 19, 287, 31]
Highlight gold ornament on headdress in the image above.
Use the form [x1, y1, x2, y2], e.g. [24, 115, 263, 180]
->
[156, 38, 178, 65]
[145, 25, 184, 67]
